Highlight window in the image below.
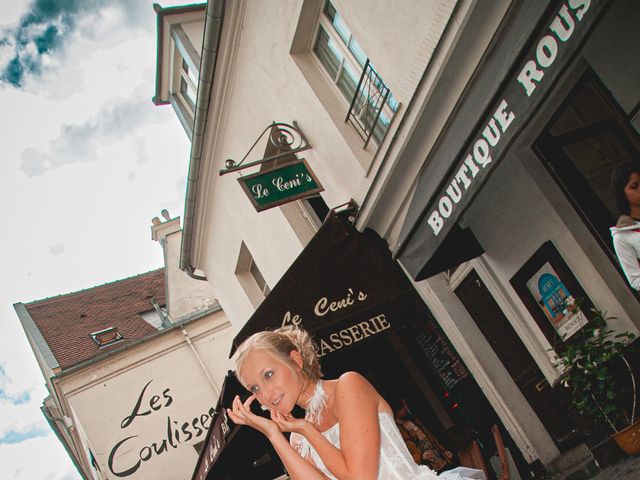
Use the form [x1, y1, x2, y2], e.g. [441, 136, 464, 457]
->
[249, 256, 271, 296]
[300, 195, 329, 229]
[179, 58, 198, 113]
[193, 440, 205, 454]
[89, 450, 99, 471]
[139, 299, 170, 330]
[169, 23, 201, 138]
[236, 242, 270, 307]
[90, 327, 124, 347]
[280, 195, 329, 244]
[313, 1, 398, 146]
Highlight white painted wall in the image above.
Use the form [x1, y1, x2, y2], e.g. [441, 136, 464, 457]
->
[332, 0, 457, 102]
[191, 0, 459, 330]
[164, 229, 219, 320]
[57, 313, 234, 480]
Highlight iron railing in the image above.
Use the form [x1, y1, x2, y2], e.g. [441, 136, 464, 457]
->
[346, 59, 395, 148]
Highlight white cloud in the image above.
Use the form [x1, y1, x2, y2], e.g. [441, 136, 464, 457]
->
[0, 364, 31, 405]
[0, 422, 49, 445]
[0, 434, 80, 480]
[0, 1, 29, 29]
[19, 93, 167, 177]
[48, 243, 66, 256]
[0, 1, 192, 479]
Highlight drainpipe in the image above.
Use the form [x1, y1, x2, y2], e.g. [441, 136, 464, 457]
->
[180, 0, 225, 280]
[181, 326, 220, 397]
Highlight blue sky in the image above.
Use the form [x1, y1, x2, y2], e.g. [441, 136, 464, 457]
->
[0, 1, 192, 478]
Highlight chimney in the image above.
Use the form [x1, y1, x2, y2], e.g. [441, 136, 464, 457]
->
[151, 209, 181, 246]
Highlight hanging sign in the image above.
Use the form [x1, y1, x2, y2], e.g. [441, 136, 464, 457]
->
[237, 158, 324, 212]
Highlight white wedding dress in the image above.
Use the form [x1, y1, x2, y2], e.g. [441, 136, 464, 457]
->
[298, 411, 486, 480]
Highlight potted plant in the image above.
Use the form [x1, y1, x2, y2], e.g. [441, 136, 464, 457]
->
[555, 306, 639, 455]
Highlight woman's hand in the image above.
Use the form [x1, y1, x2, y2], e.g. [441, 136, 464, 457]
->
[271, 410, 311, 435]
[226, 394, 281, 439]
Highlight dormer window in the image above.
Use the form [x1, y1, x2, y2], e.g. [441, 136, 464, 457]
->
[179, 58, 198, 113]
[153, 4, 206, 139]
[90, 327, 124, 347]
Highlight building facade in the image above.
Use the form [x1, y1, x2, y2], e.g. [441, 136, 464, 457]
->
[154, 1, 640, 478]
[15, 216, 235, 479]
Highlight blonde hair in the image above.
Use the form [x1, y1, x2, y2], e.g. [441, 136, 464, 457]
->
[235, 326, 323, 386]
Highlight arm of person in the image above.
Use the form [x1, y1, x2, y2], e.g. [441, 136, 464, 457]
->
[613, 233, 640, 290]
[305, 372, 382, 480]
[227, 395, 330, 480]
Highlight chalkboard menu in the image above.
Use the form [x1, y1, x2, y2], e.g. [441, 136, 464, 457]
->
[415, 318, 469, 390]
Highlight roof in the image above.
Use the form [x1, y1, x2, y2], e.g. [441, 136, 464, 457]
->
[24, 269, 166, 371]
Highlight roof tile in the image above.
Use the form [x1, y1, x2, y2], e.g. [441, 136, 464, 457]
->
[25, 269, 166, 371]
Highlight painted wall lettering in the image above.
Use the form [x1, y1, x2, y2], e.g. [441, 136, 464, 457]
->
[107, 379, 215, 477]
[120, 380, 173, 429]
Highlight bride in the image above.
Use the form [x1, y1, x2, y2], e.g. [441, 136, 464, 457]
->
[227, 327, 485, 480]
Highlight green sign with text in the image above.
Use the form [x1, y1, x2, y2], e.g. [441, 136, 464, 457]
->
[238, 159, 324, 212]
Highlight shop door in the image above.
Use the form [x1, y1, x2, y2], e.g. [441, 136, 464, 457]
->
[534, 68, 640, 277]
[455, 270, 582, 452]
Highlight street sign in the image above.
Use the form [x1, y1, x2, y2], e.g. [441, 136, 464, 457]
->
[237, 158, 324, 212]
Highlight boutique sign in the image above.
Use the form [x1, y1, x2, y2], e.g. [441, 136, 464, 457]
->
[399, 0, 605, 275]
[106, 379, 216, 478]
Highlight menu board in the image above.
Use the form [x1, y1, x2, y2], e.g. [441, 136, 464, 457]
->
[415, 318, 469, 390]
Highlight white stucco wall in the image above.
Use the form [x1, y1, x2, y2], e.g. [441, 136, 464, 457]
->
[58, 313, 234, 480]
[332, 0, 457, 102]
[191, 0, 459, 330]
[164, 229, 219, 320]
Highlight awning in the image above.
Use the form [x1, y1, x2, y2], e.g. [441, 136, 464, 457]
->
[230, 210, 427, 358]
[394, 0, 609, 281]
[194, 212, 429, 479]
[192, 371, 285, 480]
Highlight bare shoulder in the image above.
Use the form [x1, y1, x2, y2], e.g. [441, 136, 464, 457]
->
[336, 371, 375, 392]
[334, 371, 380, 408]
[335, 372, 392, 416]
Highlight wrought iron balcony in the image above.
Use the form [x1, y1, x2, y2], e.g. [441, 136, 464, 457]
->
[346, 59, 397, 148]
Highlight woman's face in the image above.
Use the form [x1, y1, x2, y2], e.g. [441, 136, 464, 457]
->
[624, 172, 640, 209]
[239, 349, 302, 414]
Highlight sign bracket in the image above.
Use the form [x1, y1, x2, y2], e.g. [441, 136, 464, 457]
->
[219, 121, 311, 176]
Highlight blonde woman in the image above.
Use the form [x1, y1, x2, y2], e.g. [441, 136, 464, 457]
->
[227, 327, 484, 480]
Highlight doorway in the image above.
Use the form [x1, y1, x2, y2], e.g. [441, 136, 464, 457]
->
[455, 269, 625, 466]
[455, 270, 583, 452]
[534, 68, 640, 280]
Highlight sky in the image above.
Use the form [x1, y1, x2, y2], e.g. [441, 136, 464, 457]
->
[0, 1, 194, 478]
